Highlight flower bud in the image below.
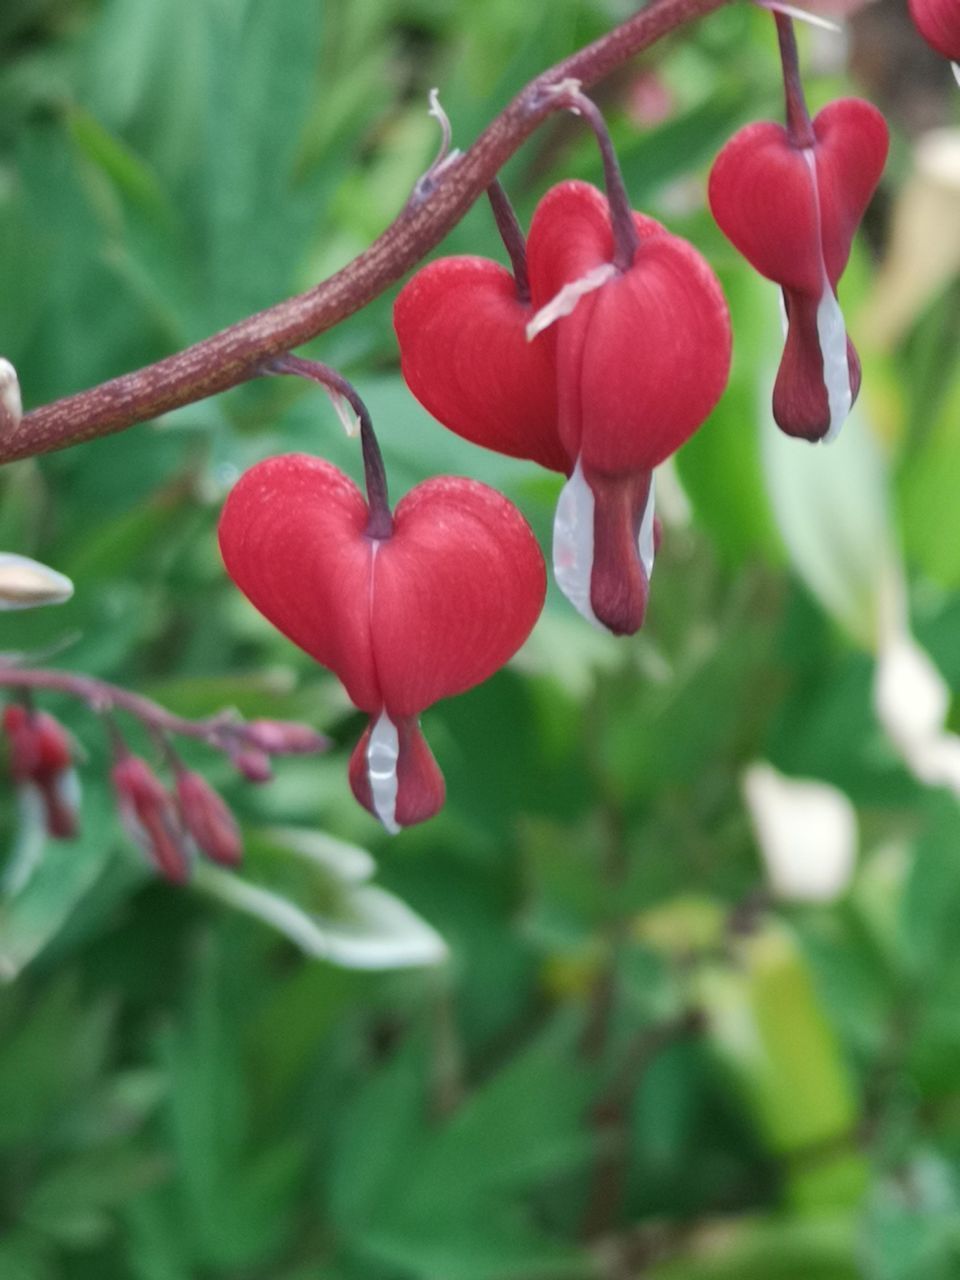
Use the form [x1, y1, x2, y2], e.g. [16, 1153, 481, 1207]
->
[243, 719, 330, 755]
[229, 746, 274, 783]
[175, 769, 242, 866]
[111, 755, 190, 883]
[2, 704, 80, 839]
[0, 553, 74, 611]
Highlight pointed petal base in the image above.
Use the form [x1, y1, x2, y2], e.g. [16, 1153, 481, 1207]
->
[349, 714, 446, 832]
[775, 288, 861, 443]
[552, 458, 656, 636]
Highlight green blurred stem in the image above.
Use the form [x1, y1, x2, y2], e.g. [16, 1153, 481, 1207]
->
[2, 0, 732, 464]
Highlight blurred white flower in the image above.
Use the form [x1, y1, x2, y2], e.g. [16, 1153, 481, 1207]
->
[743, 762, 858, 902]
[874, 593, 960, 795]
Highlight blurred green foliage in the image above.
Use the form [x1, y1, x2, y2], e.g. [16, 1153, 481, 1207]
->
[2, 0, 960, 1276]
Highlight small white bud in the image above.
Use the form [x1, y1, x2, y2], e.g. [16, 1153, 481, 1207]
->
[0, 358, 22, 431]
[0, 553, 74, 610]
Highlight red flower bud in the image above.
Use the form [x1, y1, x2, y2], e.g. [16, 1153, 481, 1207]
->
[243, 719, 330, 755]
[709, 99, 888, 442]
[218, 458, 545, 831]
[228, 746, 274, 782]
[395, 180, 730, 635]
[111, 755, 190, 884]
[2, 704, 79, 839]
[175, 770, 242, 867]
[908, 0, 960, 61]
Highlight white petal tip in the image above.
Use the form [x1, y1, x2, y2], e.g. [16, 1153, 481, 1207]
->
[0, 358, 22, 430]
[328, 390, 361, 438]
[756, 0, 843, 31]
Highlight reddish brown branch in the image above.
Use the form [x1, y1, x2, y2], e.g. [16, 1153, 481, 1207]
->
[3, 0, 730, 464]
[0, 665, 326, 757]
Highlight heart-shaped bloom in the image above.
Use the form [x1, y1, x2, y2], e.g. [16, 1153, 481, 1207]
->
[395, 180, 731, 635]
[218, 455, 545, 831]
[709, 99, 889, 442]
[908, 0, 960, 61]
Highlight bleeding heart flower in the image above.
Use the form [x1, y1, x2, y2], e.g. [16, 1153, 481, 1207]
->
[218, 455, 545, 832]
[527, 182, 730, 634]
[709, 99, 889, 442]
[908, 0, 960, 61]
[2, 704, 79, 839]
[395, 180, 730, 635]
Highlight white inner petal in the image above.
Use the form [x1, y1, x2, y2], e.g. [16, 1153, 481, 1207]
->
[367, 711, 401, 835]
[777, 288, 790, 340]
[552, 456, 601, 630]
[800, 149, 853, 443]
[526, 263, 618, 341]
[638, 473, 656, 581]
[952, 62, 960, 89]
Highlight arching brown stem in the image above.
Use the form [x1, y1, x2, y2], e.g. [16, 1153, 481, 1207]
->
[3, 0, 731, 465]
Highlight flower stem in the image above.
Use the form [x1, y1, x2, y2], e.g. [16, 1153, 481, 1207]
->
[0, 666, 239, 745]
[268, 355, 393, 539]
[542, 83, 639, 271]
[487, 180, 530, 301]
[774, 12, 815, 148]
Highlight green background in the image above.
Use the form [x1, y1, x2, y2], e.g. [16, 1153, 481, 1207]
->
[2, 0, 960, 1276]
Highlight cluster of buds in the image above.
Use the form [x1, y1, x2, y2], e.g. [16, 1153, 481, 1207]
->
[2, 704, 79, 839]
[111, 753, 240, 883]
[1, 668, 329, 883]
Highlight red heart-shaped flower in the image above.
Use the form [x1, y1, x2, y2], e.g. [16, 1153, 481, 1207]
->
[708, 99, 888, 295]
[528, 180, 731, 474]
[218, 455, 545, 828]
